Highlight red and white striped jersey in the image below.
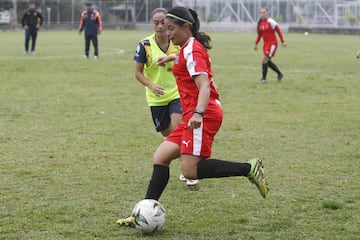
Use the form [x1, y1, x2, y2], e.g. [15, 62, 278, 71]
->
[255, 18, 284, 45]
[172, 37, 220, 121]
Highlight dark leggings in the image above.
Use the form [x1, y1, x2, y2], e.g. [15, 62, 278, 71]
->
[25, 28, 38, 52]
[85, 34, 98, 56]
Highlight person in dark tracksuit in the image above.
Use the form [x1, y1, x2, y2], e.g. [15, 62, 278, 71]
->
[77, 2, 103, 59]
[21, 1, 44, 56]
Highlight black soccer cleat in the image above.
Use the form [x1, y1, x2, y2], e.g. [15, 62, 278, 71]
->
[278, 73, 284, 82]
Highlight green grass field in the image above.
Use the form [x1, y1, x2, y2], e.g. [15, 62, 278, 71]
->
[0, 30, 359, 240]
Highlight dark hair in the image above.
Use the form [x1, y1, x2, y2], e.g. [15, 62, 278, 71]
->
[257, 18, 262, 33]
[151, 7, 167, 18]
[167, 6, 211, 50]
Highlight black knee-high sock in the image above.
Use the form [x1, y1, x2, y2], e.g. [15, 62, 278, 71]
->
[145, 164, 169, 201]
[262, 63, 268, 80]
[197, 158, 251, 179]
[268, 60, 282, 75]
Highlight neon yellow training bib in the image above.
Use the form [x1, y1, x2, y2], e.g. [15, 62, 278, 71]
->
[141, 33, 180, 106]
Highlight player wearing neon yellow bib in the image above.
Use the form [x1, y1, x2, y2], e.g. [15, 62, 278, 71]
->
[133, 8, 198, 187]
[136, 34, 180, 106]
[134, 8, 182, 137]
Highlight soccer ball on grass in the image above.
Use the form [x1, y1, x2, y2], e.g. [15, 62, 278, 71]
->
[131, 199, 166, 233]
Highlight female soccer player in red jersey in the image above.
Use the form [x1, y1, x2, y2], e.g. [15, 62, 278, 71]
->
[254, 8, 287, 84]
[117, 6, 269, 227]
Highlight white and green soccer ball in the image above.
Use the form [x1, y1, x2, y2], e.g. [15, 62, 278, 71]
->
[131, 199, 166, 233]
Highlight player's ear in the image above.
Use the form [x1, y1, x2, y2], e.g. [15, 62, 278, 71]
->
[183, 23, 191, 31]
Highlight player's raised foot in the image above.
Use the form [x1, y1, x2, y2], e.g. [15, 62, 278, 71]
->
[247, 158, 269, 198]
[94, 55, 98, 60]
[116, 216, 135, 227]
[259, 79, 267, 84]
[83, 55, 89, 59]
[179, 174, 186, 181]
[278, 73, 284, 82]
[31, 51, 36, 56]
[24, 51, 29, 56]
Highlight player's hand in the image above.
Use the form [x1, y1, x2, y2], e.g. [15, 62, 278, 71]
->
[24, 25, 29, 30]
[157, 55, 175, 66]
[187, 114, 203, 130]
[282, 41, 287, 48]
[254, 44, 258, 51]
[150, 84, 165, 96]
[36, 24, 40, 29]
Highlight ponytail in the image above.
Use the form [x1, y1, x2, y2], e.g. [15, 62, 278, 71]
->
[167, 6, 212, 50]
[188, 9, 211, 50]
[257, 18, 262, 33]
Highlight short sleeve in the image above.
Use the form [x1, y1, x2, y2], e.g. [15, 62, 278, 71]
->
[184, 45, 208, 77]
[134, 43, 147, 64]
[268, 18, 278, 30]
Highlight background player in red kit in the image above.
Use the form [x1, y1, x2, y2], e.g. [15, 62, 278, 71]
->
[117, 6, 269, 227]
[254, 8, 287, 84]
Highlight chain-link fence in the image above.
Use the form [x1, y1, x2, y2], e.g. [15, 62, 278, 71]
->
[1, 0, 360, 30]
[1, 0, 173, 29]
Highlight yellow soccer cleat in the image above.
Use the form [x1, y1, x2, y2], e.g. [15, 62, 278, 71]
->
[247, 158, 269, 198]
[116, 216, 135, 227]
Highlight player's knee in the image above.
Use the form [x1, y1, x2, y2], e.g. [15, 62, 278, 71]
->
[153, 152, 171, 166]
[181, 162, 198, 180]
[182, 170, 197, 180]
[153, 142, 179, 166]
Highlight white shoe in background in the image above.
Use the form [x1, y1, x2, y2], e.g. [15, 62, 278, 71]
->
[179, 174, 199, 186]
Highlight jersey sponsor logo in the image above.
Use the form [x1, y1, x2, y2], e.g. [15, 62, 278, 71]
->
[188, 61, 197, 69]
[182, 140, 191, 148]
[261, 25, 269, 31]
[142, 39, 150, 46]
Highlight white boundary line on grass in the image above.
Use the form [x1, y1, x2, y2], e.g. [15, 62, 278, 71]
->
[0, 49, 125, 61]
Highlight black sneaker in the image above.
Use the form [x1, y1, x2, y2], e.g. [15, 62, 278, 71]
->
[278, 73, 284, 82]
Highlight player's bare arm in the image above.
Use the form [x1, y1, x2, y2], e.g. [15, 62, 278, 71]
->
[135, 62, 164, 96]
[157, 54, 176, 66]
[187, 74, 210, 130]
